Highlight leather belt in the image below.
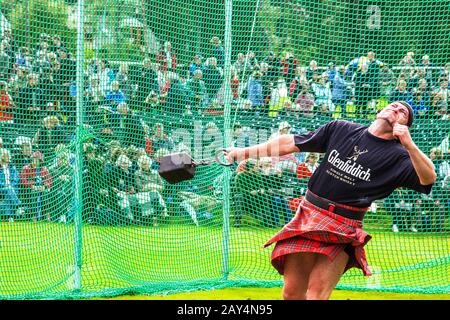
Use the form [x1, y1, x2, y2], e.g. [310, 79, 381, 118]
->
[305, 191, 367, 221]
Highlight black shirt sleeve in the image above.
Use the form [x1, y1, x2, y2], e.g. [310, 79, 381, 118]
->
[293, 120, 338, 153]
[396, 156, 433, 195]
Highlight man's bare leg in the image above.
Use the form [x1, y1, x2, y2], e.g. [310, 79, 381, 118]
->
[306, 251, 349, 300]
[282, 252, 318, 300]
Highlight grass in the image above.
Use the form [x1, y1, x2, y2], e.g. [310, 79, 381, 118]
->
[97, 288, 450, 300]
[0, 220, 449, 299]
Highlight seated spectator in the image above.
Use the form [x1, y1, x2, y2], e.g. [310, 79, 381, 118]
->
[312, 74, 334, 117]
[82, 143, 105, 222]
[85, 75, 105, 125]
[145, 123, 174, 156]
[203, 57, 223, 102]
[326, 62, 336, 88]
[430, 147, 450, 182]
[0, 148, 22, 222]
[271, 160, 297, 226]
[43, 101, 62, 120]
[437, 134, 450, 157]
[419, 55, 435, 87]
[232, 123, 253, 149]
[269, 77, 289, 117]
[202, 121, 222, 159]
[155, 66, 174, 105]
[108, 102, 145, 148]
[115, 62, 133, 100]
[352, 64, 373, 118]
[0, 81, 15, 123]
[49, 147, 74, 223]
[247, 71, 263, 112]
[144, 90, 161, 112]
[388, 80, 412, 104]
[9, 65, 29, 95]
[281, 51, 297, 84]
[233, 53, 247, 77]
[32, 115, 67, 162]
[166, 74, 191, 114]
[14, 47, 31, 70]
[35, 33, 49, 52]
[156, 41, 177, 72]
[233, 158, 259, 227]
[306, 60, 318, 84]
[16, 73, 44, 132]
[20, 151, 52, 222]
[297, 152, 320, 180]
[130, 58, 159, 112]
[177, 188, 218, 227]
[249, 157, 284, 227]
[441, 63, 450, 83]
[189, 55, 204, 78]
[97, 59, 114, 91]
[210, 36, 225, 68]
[105, 154, 135, 223]
[289, 66, 307, 99]
[105, 80, 127, 111]
[133, 155, 168, 226]
[410, 79, 431, 118]
[380, 64, 396, 98]
[12, 138, 32, 170]
[408, 67, 432, 92]
[246, 51, 259, 73]
[187, 69, 208, 113]
[294, 81, 315, 118]
[50, 35, 65, 54]
[262, 51, 282, 85]
[332, 66, 348, 117]
[0, 45, 9, 82]
[398, 55, 417, 84]
[127, 145, 145, 175]
[431, 77, 450, 119]
[384, 188, 418, 233]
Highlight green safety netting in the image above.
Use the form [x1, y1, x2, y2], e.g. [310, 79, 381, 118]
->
[0, 0, 449, 299]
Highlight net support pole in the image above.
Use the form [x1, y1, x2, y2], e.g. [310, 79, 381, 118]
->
[221, 0, 233, 281]
[73, 0, 85, 291]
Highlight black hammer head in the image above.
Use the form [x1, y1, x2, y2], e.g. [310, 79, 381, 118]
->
[158, 152, 196, 184]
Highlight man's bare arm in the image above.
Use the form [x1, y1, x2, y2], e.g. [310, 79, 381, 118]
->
[393, 124, 437, 185]
[224, 134, 299, 163]
[405, 142, 437, 185]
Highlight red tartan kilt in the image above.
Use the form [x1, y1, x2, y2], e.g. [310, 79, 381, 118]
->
[263, 198, 373, 276]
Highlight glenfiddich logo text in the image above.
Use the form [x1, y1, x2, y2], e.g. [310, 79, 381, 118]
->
[328, 149, 371, 181]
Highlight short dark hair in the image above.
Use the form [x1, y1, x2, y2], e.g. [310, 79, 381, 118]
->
[398, 101, 414, 127]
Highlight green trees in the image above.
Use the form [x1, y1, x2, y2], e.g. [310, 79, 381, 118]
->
[2, 0, 450, 65]
[263, 0, 450, 65]
[6, 0, 76, 53]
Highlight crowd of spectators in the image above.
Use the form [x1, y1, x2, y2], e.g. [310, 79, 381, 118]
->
[0, 29, 448, 231]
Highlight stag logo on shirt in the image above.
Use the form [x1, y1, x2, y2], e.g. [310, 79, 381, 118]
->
[346, 146, 368, 162]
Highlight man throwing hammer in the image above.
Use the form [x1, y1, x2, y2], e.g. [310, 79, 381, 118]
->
[224, 101, 436, 300]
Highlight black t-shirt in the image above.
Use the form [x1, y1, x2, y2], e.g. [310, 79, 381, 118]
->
[294, 120, 433, 207]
